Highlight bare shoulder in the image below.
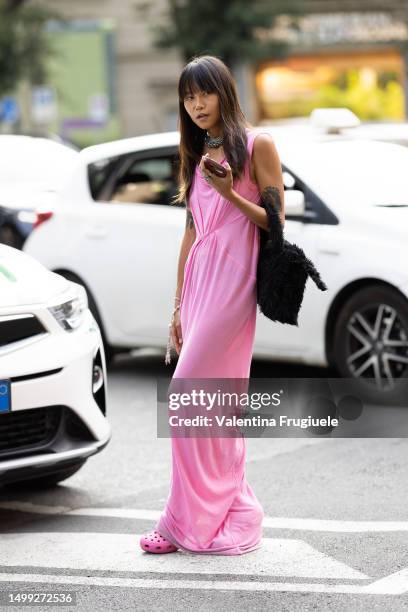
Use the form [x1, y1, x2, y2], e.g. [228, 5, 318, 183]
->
[250, 131, 284, 205]
[252, 132, 281, 173]
[252, 132, 279, 157]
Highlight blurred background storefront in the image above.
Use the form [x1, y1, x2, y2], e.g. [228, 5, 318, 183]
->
[5, 0, 408, 145]
[256, 9, 407, 122]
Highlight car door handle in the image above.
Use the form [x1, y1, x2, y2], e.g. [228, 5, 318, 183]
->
[85, 226, 108, 239]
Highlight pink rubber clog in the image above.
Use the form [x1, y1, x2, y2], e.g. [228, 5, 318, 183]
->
[140, 530, 178, 553]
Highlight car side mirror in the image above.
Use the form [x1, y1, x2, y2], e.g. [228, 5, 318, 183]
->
[284, 189, 305, 216]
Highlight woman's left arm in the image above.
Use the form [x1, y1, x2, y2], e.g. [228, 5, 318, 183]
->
[228, 133, 285, 231]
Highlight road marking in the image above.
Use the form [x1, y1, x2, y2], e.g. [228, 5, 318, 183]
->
[361, 567, 408, 595]
[1, 502, 408, 532]
[0, 574, 386, 594]
[0, 533, 367, 580]
[261, 518, 408, 532]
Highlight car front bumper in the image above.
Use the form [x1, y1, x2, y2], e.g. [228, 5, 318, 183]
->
[0, 307, 112, 484]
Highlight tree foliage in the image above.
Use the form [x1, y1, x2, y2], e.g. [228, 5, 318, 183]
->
[136, 0, 304, 65]
[0, 0, 62, 94]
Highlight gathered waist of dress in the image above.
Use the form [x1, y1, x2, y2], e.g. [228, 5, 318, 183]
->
[180, 214, 259, 309]
[194, 214, 248, 243]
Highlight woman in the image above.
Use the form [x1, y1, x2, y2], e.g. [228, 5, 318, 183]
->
[140, 55, 285, 555]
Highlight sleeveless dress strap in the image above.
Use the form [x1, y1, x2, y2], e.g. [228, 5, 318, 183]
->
[246, 129, 258, 158]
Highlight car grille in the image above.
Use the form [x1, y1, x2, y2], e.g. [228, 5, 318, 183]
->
[0, 406, 62, 457]
[0, 314, 46, 350]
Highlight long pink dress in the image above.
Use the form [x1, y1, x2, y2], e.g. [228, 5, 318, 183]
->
[155, 127, 269, 555]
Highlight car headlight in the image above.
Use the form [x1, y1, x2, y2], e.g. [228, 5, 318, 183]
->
[48, 284, 88, 331]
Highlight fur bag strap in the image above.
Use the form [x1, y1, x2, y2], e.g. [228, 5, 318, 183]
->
[259, 186, 284, 254]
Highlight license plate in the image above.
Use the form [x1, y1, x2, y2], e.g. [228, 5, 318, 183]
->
[0, 379, 11, 413]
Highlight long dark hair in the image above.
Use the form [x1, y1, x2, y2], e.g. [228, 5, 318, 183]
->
[171, 54, 253, 207]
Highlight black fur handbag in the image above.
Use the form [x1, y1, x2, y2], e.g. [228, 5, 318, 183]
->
[256, 187, 328, 325]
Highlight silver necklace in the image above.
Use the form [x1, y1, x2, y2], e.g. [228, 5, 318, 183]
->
[204, 131, 224, 148]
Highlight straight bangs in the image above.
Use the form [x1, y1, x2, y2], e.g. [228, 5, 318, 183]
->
[178, 63, 218, 101]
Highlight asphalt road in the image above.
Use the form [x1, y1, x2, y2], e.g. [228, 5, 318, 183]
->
[0, 350, 407, 611]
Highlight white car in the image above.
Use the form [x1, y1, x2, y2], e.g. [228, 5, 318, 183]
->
[0, 135, 79, 249]
[0, 244, 111, 488]
[23, 129, 408, 404]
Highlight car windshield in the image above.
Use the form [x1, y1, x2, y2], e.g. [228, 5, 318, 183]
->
[279, 140, 408, 209]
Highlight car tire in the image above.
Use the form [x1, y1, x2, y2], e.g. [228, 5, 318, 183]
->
[4, 460, 86, 490]
[332, 285, 408, 406]
[57, 271, 116, 366]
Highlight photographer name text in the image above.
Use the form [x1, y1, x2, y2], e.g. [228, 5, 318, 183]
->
[168, 414, 339, 429]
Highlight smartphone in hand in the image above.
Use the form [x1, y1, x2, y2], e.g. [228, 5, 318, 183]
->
[203, 157, 227, 178]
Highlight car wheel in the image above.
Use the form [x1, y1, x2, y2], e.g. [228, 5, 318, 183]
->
[57, 272, 116, 366]
[4, 460, 86, 490]
[332, 285, 408, 405]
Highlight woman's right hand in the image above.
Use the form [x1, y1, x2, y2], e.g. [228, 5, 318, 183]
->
[170, 308, 183, 355]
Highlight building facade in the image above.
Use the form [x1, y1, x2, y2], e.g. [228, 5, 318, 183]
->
[27, 0, 408, 144]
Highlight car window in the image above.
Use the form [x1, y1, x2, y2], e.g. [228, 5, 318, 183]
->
[88, 156, 122, 201]
[282, 164, 314, 210]
[280, 162, 337, 224]
[110, 155, 180, 206]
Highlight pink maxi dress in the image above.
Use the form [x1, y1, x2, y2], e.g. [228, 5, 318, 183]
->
[155, 127, 269, 555]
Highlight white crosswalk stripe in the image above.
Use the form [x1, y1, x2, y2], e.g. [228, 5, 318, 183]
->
[1, 502, 408, 532]
[0, 574, 386, 594]
[0, 505, 406, 595]
[0, 532, 368, 580]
